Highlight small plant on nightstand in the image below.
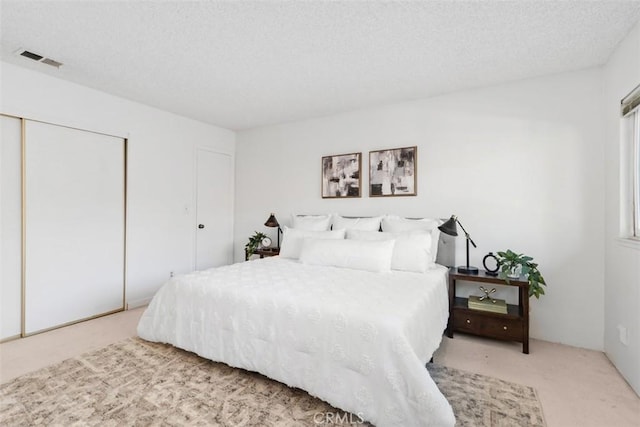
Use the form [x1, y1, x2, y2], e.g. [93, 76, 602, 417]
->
[245, 231, 268, 257]
[496, 249, 547, 299]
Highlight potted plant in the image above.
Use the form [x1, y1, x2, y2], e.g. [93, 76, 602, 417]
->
[245, 231, 268, 258]
[496, 249, 547, 299]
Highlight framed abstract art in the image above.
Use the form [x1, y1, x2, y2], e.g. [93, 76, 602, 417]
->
[369, 146, 417, 197]
[321, 152, 361, 198]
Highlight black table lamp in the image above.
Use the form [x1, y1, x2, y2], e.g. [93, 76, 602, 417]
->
[264, 213, 283, 249]
[438, 215, 479, 274]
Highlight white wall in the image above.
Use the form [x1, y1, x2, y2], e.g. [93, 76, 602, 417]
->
[603, 22, 640, 395]
[236, 69, 605, 350]
[0, 61, 235, 308]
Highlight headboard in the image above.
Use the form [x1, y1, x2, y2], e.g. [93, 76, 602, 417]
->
[436, 230, 455, 268]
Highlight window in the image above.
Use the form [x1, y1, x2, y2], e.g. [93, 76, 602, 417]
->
[621, 84, 640, 239]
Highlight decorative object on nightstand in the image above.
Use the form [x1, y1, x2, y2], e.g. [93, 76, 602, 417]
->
[264, 213, 283, 249]
[468, 286, 508, 314]
[483, 252, 500, 276]
[478, 286, 496, 302]
[245, 231, 268, 258]
[496, 249, 547, 299]
[438, 215, 479, 274]
[468, 295, 508, 314]
[261, 236, 272, 248]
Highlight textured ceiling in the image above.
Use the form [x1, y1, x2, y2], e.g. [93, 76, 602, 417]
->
[1, 1, 640, 130]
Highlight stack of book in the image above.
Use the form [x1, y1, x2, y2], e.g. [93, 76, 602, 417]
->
[468, 295, 508, 314]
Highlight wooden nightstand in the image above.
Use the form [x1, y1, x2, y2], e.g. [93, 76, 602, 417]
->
[245, 247, 280, 261]
[447, 269, 530, 354]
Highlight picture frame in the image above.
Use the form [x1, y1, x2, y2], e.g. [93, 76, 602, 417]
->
[369, 146, 417, 197]
[321, 152, 362, 198]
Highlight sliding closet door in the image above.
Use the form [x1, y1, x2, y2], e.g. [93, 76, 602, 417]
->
[0, 116, 22, 339]
[24, 120, 125, 334]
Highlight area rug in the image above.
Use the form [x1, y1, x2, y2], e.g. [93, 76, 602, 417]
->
[0, 338, 545, 426]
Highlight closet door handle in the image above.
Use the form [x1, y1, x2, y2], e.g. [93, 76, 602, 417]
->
[198, 224, 205, 229]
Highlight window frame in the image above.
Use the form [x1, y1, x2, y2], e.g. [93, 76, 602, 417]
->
[621, 84, 640, 243]
[633, 111, 640, 238]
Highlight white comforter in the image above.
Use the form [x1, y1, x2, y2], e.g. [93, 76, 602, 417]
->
[137, 257, 455, 427]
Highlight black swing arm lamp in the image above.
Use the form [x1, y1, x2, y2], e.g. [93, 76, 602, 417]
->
[264, 213, 283, 248]
[438, 214, 479, 274]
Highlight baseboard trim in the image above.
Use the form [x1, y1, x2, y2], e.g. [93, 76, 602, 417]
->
[126, 297, 152, 310]
[0, 334, 21, 344]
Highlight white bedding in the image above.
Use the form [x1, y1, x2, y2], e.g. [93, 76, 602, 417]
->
[137, 257, 455, 426]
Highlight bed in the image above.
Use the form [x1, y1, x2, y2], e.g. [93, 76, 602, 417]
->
[138, 216, 456, 426]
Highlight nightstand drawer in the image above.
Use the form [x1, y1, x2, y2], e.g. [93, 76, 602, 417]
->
[453, 311, 523, 341]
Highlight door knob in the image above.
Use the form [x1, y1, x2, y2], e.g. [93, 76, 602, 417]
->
[198, 224, 205, 229]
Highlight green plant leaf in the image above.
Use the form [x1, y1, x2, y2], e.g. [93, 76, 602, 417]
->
[496, 249, 546, 299]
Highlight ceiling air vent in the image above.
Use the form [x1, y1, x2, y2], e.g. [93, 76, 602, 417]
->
[41, 58, 63, 68]
[19, 50, 43, 61]
[15, 48, 63, 68]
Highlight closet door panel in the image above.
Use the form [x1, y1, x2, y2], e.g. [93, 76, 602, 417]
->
[1, 116, 22, 339]
[24, 121, 124, 334]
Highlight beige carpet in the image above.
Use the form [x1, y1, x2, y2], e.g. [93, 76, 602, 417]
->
[0, 338, 545, 426]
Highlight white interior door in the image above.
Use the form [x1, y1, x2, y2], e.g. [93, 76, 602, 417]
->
[195, 149, 233, 270]
[0, 116, 22, 339]
[24, 120, 125, 334]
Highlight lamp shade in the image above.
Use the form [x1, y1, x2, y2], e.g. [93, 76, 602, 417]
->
[264, 214, 280, 228]
[438, 215, 458, 237]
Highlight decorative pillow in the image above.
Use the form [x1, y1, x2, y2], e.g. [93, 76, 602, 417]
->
[299, 238, 395, 273]
[331, 215, 382, 232]
[279, 227, 345, 259]
[291, 214, 332, 231]
[346, 229, 433, 273]
[381, 215, 441, 262]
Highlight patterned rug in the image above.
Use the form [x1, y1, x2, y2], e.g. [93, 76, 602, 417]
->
[0, 338, 545, 426]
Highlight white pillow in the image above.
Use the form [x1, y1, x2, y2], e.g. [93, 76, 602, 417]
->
[331, 215, 382, 231]
[279, 227, 345, 259]
[381, 215, 441, 262]
[299, 238, 395, 273]
[291, 214, 332, 231]
[346, 229, 433, 273]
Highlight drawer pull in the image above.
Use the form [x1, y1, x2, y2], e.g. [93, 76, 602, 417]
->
[466, 319, 471, 324]
[503, 326, 508, 330]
